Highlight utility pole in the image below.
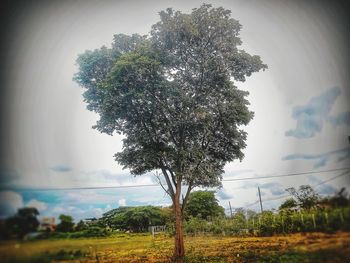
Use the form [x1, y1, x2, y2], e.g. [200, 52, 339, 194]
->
[228, 201, 233, 218]
[258, 187, 263, 213]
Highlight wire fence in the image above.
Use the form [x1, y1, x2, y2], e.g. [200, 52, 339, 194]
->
[177, 206, 350, 237]
[235, 169, 350, 211]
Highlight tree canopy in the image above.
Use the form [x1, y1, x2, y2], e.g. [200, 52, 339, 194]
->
[279, 198, 298, 211]
[57, 214, 75, 233]
[5, 207, 39, 239]
[74, 4, 266, 196]
[286, 185, 319, 210]
[100, 206, 168, 232]
[185, 190, 225, 220]
[74, 3, 266, 259]
[319, 187, 350, 208]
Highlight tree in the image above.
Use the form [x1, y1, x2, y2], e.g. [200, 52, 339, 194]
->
[329, 187, 349, 208]
[56, 214, 74, 232]
[100, 206, 167, 232]
[231, 208, 247, 230]
[75, 220, 87, 231]
[5, 207, 39, 239]
[286, 185, 319, 210]
[246, 209, 257, 220]
[319, 187, 350, 209]
[185, 191, 224, 220]
[74, 4, 266, 259]
[279, 198, 298, 211]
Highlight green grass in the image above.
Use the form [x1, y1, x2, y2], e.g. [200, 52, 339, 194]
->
[2, 250, 85, 263]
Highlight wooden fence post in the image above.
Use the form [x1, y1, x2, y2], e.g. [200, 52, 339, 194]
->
[340, 211, 344, 224]
[312, 214, 316, 229]
[300, 213, 304, 227]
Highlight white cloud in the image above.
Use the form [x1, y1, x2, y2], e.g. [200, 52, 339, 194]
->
[92, 207, 103, 217]
[118, 198, 126, 207]
[285, 87, 341, 139]
[51, 205, 104, 221]
[0, 191, 23, 218]
[105, 204, 112, 211]
[62, 190, 121, 205]
[26, 199, 48, 211]
[73, 170, 155, 187]
[216, 188, 233, 200]
[52, 206, 66, 214]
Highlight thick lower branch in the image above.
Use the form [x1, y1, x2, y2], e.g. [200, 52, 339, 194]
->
[181, 181, 193, 213]
[160, 166, 175, 201]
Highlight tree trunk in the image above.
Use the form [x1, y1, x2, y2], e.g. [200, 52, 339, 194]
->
[173, 193, 185, 261]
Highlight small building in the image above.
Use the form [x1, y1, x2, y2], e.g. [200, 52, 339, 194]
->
[38, 217, 56, 232]
[149, 225, 166, 237]
[84, 217, 98, 224]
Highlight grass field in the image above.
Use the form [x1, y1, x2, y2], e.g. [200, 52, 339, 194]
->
[1, 232, 350, 262]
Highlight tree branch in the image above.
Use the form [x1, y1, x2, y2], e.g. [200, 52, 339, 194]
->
[154, 172, 172, 198]
[160, 166, 175, 201]
[168, 169, 177, 188]
[181, 181, 193, 213]
[146, 90, 179, 147]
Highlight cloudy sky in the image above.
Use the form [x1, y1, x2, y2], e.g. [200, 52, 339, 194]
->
[0, 0, 349, 221]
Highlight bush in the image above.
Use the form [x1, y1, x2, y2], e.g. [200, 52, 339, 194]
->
[184, 205, 350, 236]
[69, 227, 111, 238]
[46, 232, 70, 239]
[184, 217, 208, 235]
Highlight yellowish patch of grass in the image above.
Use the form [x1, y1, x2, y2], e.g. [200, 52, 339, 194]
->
[0, 232, 349, 262]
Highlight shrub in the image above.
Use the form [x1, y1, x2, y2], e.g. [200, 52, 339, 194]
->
[69, 227, 111, 238]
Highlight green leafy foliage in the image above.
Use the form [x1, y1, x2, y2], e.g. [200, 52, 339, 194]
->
[69, 226, 111, 238]
[56, 214, 74, 233]
[1, 249, 85, 263]
[4, 207, 40, 239]
[75, 220, 88, 231]
[286, 185, 319, 210]
[185, 191, 225, 220]
[319, 187, 350, 208]
[100, 206, 168, 232]
[279, 198, 298, 211]
[74, 3, 266, 192]
[74, 4, 267, 257]
[182, 205, 350, 236]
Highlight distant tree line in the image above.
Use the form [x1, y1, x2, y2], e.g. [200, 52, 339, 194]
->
[183, 186, 350, 236]
[0, 208, 40, 239]
[99, 206, 171, 232]
[97, 191, 224, 232]
[280, 185, 349, 211]
[1, 186, 349, 240]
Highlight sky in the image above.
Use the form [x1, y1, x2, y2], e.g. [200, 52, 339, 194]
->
[0, 0, 349, 221]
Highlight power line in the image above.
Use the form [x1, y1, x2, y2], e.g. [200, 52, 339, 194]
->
[244, 170, 350, 208]
[242, 169, 350, 209]
[313, 170, 350, 188]
[222, 167, 350, 183]
[12, 183, 160, 192]
[6, 167, 350, 192]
